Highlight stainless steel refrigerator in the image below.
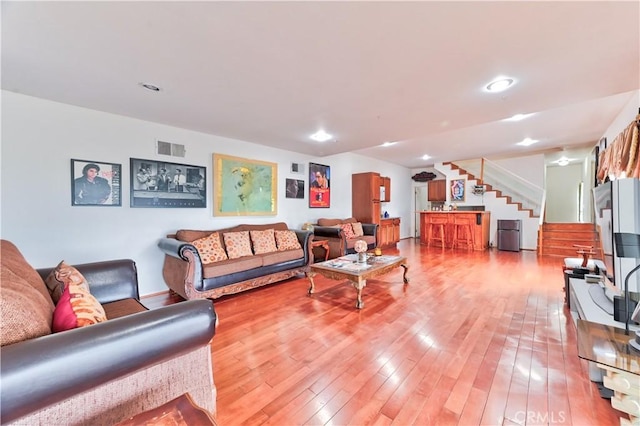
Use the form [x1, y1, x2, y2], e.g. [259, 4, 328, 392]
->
[497, 219, 521, 252]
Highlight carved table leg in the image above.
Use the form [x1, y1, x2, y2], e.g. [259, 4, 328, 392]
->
[401, 263, 410, 284]
[307, 272, 316, 295]
[353, 279, 366, 309]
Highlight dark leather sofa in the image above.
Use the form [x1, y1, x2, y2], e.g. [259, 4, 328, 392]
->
[0, 240, 218, 425]
[312, 218, 378, 259]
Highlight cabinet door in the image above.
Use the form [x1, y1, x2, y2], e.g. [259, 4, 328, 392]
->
[392, 218, 400, 243]
[428, 180, 446, 201]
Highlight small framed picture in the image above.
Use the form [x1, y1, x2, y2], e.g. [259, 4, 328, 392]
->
[286, 178, 305, 199]
[71, 159, 122, 206]
[309, 162, 330, 208]
[450, 178, 466, 202]
[130, 158, 206, 208]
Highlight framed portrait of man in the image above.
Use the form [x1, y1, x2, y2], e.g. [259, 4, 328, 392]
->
[71, 159, 121, 206]
[309, 162, 330, 208]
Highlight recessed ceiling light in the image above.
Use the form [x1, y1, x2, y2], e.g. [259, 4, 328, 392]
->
[504, 113, 533, 122]
[382, 141, 397, 147]
[310, 130, 333, 142]
[516, 138, 538, 147]
[139, 82, 162, 92]
[485, 77, 515, 93]
[422, 154, 431, 160]
[555, 157, 571, 166]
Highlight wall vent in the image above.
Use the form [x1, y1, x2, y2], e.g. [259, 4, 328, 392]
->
[157, 140, 186, 157]
[290, 162, 305, 174]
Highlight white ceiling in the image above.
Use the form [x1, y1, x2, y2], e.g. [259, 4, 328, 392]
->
[2, 1, 638, 168]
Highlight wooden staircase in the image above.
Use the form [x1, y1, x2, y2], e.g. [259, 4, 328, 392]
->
[538, 222, 602, 258]
[445, 162, 535, 217]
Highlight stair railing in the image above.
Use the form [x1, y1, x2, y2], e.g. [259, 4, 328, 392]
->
[453, 158, 545, 217]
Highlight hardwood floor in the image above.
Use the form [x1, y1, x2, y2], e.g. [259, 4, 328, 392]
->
[145, 239, 624, 425]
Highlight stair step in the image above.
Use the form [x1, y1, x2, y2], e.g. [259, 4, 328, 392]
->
[542, 232, 600, 241]
[541, 247, 604, 257]
[542, 223, 596, 231]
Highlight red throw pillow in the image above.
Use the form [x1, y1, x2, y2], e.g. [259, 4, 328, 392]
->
[341, 223, 356, 239]
[51, 266, 107, 333]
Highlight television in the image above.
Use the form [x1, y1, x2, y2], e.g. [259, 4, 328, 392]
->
[592, 181, 615, 286]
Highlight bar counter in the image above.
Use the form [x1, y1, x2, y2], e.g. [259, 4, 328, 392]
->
[419, 211, 491, 250]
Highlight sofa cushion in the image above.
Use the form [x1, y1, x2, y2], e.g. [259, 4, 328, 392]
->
[203, 256, 263, 279]
[192, 232, 228, 264]
[351, 222, 364, 237]
[340, 223, 356, 239]
[346, 235, 376, 249]
[102, 298, 148, 320]
[0, 240, 54, 347]
[274, 230, 302, 251]
[223, 231, 254, 259]
[52, 282, 107, 332]
[1, 268, 54, 347]
[249, 229, 278, 254]
[260, 249, 304, 266]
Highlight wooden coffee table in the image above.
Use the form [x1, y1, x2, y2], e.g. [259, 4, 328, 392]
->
[308, 254, 409, 309]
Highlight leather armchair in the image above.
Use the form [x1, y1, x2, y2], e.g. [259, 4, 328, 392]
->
[313, 222, 378, 259]
[1, 254, 218, 426]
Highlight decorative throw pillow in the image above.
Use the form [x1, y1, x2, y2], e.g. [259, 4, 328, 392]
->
[222, 231, 253, 259]
[340, 223, 356, 239]
[274, 230, 302, 251]
[192, 232, 228, 264]
[45, 260, 89, 304]
[52, 282, 107, 333]
[250, 229, 278, 254]
[351, 222, 364, 237]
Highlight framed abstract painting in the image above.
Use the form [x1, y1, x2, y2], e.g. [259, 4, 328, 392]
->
[213, 153, 277, 216]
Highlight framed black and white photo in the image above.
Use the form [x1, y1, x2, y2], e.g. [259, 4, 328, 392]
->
[130, 158, 206, 208]
[285, 178, 305, 199]
[71, 159, 121, 206]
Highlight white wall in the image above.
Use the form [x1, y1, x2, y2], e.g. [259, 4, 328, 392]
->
[1, 91, 412, 295]
[545, 163, 583, 222]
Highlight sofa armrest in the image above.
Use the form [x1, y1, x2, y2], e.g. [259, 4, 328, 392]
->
[312, 226, 346, 259]
[37, 259, 139, 304]
[313, 226, 344, 240]
[362, 223, 378, 237]
[0, 300, 216, 424]
[293, 230, 313, 265]
[158, 238, 205, 293]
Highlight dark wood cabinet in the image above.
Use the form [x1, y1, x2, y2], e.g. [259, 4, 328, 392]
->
[427, 179, 447, 201]
[352, 172, 381, 224]
[379, 217, 400, 248]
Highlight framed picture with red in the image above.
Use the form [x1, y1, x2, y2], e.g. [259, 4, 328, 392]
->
[309, 162, 330, 208]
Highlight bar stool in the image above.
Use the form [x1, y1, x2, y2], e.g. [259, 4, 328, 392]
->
[453, 216, 474, 250]
[428, 217, 447, 248]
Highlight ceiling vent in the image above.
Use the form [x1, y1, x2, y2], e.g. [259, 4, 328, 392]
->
[290, 162, 305, 174]
[157, 140, 186, 157]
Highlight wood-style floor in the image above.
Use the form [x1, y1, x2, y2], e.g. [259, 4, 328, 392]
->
[145, 239, 624, 425]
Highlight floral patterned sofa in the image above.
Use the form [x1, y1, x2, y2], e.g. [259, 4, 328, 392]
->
[158, 222, 313, 300]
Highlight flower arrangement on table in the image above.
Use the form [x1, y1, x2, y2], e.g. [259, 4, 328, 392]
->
[354, 240, 368, 263]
